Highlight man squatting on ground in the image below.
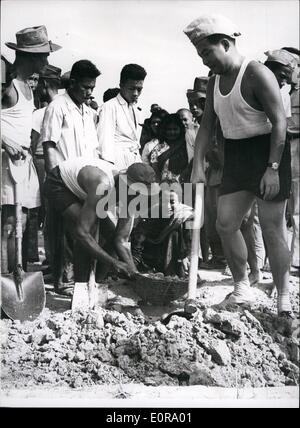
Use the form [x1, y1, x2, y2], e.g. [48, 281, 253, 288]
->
[44, 157, 160, 281]
[184, 14, 294, 317]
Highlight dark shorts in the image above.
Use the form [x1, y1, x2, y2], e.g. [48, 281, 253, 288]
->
[43, 166, 81, 214]
[219, 133, 291, 201]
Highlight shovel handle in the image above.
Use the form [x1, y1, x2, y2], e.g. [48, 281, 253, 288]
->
[187, 183, 204, 301]
[15, 182, 23, 267]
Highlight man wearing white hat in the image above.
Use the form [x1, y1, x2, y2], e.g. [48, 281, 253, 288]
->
[264, 49, 297, 118]
[184, 14, 294, 317]
[1, 26, 61, 273]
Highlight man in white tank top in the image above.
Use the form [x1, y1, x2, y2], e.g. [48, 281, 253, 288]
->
[184, 14, 295, 318]
[1, 26, 61, 273]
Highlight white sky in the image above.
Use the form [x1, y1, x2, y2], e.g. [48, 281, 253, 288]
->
[1, 0, 299, 120]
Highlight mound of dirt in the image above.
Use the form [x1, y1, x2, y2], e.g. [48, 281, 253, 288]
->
[1, 280, 299, 390]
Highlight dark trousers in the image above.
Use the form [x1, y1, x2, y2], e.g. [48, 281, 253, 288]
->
[46, 199, 74, 287]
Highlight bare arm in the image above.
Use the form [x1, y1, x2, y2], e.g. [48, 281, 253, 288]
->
[114, 216, 137, 271]
[2, 135, 27, 160]
[250, 63, 287, 200]
[191, 77, 217, 183]
[68, 194, 135, 278]
[43, 141, 59, 174]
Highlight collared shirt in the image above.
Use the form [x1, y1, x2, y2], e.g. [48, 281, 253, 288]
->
[40, 92, 99, 166]
[97, 93, 142, 165]
[185, 123, 199, 163]
[287, 87, 299, 135]
[280, 85, 292, 118]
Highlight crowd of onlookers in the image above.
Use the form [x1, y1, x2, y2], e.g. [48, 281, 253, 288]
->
[1, 24, 299, 305]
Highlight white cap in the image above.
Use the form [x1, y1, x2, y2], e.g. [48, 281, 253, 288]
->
[184, 14, 241, 47]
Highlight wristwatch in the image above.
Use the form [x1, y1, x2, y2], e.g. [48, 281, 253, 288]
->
[267, 162, 279, 171]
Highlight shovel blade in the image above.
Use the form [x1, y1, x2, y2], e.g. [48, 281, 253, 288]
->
[71, 282, 108, 312]
[1, 271, 45, 322]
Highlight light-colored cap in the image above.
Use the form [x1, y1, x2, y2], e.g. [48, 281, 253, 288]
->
[264, 49, 297, 70]
[184, 14, 241, 47]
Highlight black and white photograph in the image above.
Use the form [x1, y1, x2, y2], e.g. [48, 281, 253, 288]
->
[0, 0, 299, 410]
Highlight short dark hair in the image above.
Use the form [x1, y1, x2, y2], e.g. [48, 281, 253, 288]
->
[282, 47, 300, 57]
[120, 64, 147, 85]
[70, 60, 101, 80]
[103, 87, 120, 102]
[206, 33, 236, 45]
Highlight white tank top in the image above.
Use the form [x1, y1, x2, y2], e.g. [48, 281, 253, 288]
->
[59, 157, 117, 200]
[214, 58, 272, 139]
[1, 79, 34, 148]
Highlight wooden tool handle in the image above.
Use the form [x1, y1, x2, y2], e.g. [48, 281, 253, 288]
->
[187, 183, 204, 301]
[14, 182, 23, 268]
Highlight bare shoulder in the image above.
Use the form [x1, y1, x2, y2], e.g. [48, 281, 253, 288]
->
[245, 60, 276, 83]
[1, 81, 18, 108]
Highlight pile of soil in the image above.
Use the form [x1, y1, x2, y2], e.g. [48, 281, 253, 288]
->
[1, 278, 299, 390]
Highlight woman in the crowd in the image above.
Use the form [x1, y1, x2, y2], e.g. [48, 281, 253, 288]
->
[141, 108, 168, 164]
[132, 115, 194, 278]
[151, 113, 190, 184]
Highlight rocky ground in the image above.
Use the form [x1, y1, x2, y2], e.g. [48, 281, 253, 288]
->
[1, 268, 299, 398]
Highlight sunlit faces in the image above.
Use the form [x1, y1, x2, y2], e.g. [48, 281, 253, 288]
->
[196, 38, 228, 75]
[161, 187, 181, 215]
[177, 110, 194, 128]
[164, 122, 182, 144]
[273, 65, 293, 88]
[69, 77, 96, 105]
[27, 73, 39, 91]
[188, 98, 206, 119]
[120, 79, 144, 104]
[150, 117, 162, 136]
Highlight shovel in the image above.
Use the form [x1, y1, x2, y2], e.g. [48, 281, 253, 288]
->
[1, 157, 45, 322]
[161, 183, 204, 325]
[71, 260, 108, 312]
[71, 225, 108, 312]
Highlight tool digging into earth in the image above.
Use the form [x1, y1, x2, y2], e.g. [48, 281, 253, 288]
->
[1, 158, 46, 321]
[71, 224, 108, 311]
[71, 259, 108, 312]
[161, 183, 204, 325]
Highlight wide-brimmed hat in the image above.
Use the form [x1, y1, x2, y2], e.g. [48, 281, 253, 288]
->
[119, 163, 161, 196]
[264, 49, 297, 70]
[5, 25, 61, 53]
[184, 14, 241, 47]
[187, 76, 209, 101]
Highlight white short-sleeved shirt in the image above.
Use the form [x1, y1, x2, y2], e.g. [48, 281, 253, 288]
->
[40, 92, 99, 166]
[97, 93, 142, 165]
[280, 85, 292, 118]
[32, 107, 46, 155]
